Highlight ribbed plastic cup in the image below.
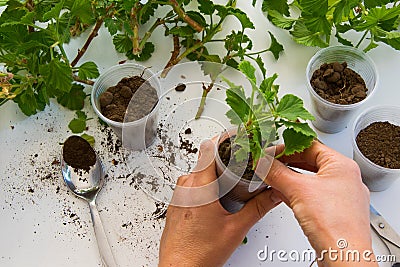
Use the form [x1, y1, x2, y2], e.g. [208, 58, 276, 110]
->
[215, 128, 272, 213]
[91, 63, 161, 150]
[352, 106, 400, 191]
[306, 46, 378, 133]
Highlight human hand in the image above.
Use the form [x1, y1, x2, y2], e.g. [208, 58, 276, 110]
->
[257, 141, 377, 267]
[158, 140, 282, 267]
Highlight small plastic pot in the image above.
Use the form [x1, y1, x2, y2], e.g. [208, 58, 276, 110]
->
[215, 129, 270, 213]
[306, 46, 378, 133]
[352, 106, 400, 191]
[91, 63, 161, 150]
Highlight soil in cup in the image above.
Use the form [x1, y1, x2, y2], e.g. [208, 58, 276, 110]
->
[218, 138, 255, 181]
[99, 76, 158, 122]
[356, 121, 400, 169]
[63, 136, 96, 171]
[310, 62, 368, 105]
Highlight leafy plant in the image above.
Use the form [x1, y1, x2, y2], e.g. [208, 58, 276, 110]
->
[0, 0, 283, 127]
[263, 0, 400, 52]
[223, 60, 316, 168]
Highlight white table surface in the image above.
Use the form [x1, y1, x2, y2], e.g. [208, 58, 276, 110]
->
[1, 2, 400, 267]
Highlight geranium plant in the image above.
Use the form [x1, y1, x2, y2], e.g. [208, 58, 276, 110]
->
[223, 60, 317, 168]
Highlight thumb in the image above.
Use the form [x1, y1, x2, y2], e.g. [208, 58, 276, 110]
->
[256, 155, 301, 197]
[234, 189, 282, 229]
[190, 139, 217, 185]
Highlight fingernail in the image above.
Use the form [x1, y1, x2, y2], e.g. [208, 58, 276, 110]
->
[270, 191, 282, 204]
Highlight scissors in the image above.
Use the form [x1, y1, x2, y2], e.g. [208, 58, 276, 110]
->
[370, 205, 400, 267]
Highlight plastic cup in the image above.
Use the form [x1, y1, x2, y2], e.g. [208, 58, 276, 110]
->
[306, 46, 378, 133]
[215, 128, 272, 213]
[91, 63, 161, 150]
[352, 106, 400, 191]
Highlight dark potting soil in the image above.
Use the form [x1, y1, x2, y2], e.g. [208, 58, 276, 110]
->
[310, 62, 368, 105]
[63, 136, 96, 171]
[356, 121, 400, 169]
[174, 83, 186, 92]
[218, 138, 254, 181]
[99, 76, 158, 122]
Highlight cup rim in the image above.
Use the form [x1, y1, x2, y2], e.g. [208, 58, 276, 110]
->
[90, 63, 161, 128]
[306, 45, 379, 110]
[352, 105, 400, 171]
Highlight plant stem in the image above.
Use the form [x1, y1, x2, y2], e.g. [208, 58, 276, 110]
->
[355, 30, 368, 48]
[169, 0, 204, 32]
[71, 4, 114, 67]
[131, 3, 141, 55]
[138, 18, 164, 51]
[161, 35, 181, 77]
[73, 75, 94, 85]
[195, 81, 214, 119]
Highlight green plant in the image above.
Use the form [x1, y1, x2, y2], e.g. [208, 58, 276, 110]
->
[0, 0, 283, 126]
[223, 60, 317, 168]
[262, 0, 400, 52]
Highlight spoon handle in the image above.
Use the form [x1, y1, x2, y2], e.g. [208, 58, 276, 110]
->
[89, 201, 117, 267]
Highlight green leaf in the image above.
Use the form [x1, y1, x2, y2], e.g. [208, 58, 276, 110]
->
[266, 9, 296, 29]
[299, 0, 328, 16]
[267, 31, 284, 60]
[41, 59, 73, 94]
[276, 94, 315, 121]
[80, 133, 95, 146]
[198, 0, 215, 15]
[335, 31, 353, 46]
[354, 6, 400, 31]
[43, 1, 64, 21]
[126, 42, 155, 61]
[282, 128, 314, 156]
[105, 18, 119, 36]
[68, 110, 87, 133]
[303, 15, 332, 36]
[14, 86, 39, 116]
[262, 0, 290, 16]
[228, 7, 255, 29]
[78, 62, 99, 80]
[259, 73, 278, 102]
[223, 78, 250, 124]
[70, 0, 93, 24]
[291, 21, 329, 47]
[364, 40, 379, 52]
[169, 25, 195, 37]
[57, 84, 86, 110]
[254, 56, 266, 78]
[69, 119, 86, 133]
[186, 11, 207, 27]
[333, 0, 359, 23]
[280, 120, 317, 137]
[113, 34, 132, 53]
[238, 61, 256, 84]
[364, 0, 392, 9]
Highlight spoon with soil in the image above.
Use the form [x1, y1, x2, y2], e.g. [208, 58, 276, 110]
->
[61, 136, 117, 267]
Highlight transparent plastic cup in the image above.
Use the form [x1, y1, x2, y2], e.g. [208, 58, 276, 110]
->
[91, 63, 161, 150]
[352, 106, 400, 191]
[215, 128, 274, 213]
[306, 46, 378, 133]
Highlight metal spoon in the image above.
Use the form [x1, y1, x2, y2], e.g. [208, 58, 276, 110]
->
[61, 141, 117, 267]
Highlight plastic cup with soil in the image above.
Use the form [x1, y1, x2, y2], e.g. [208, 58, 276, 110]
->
[91, 63, 161, 150]
[215, 128, 275, 213]
[352, 106, 400, 191]
[306, 46, 378, 133]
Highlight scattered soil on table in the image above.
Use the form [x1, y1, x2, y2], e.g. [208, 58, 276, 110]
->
[63, 136, 96, 171]
[174, 83, 186, 92]
[310, 61, 368, 105]
[99, 76, 158, 122]
[356, 121, 400, 169]
[218, 138, 254, 181]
